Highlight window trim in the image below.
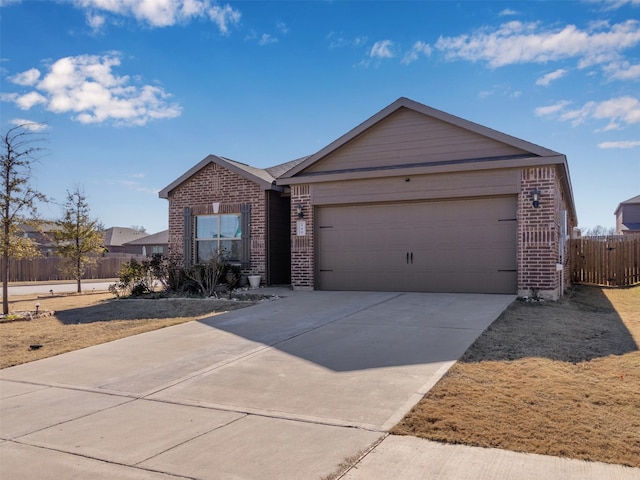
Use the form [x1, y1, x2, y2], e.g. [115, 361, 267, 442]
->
[194, 213, 242, 264]
[183, 204, 251, 269]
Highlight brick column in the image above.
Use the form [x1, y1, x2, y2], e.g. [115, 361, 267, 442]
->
[518, 167, 561, 299]
[290, 184, 314, 290]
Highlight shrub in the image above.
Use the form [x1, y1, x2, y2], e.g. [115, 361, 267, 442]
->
[109, 258, 156, 298]
[183, 252, 228, 297]
[109, 253, 242, 298]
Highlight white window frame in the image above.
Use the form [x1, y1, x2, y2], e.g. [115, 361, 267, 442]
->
[194, 214, 242, 264]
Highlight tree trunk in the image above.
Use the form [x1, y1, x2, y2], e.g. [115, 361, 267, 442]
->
[2, 263, 8, 315]
[76, 258, 82, 293]
[3, 215, 9, 315]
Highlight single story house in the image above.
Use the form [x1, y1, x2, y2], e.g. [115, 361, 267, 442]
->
[103, 227, 148, 254]
[614, 195, 640, 235]
[19, 221, 60, 256]
[122, 230, 169, 256]
[159, 97, 577, 299]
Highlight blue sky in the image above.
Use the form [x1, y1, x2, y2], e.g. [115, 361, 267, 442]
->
[1, 0, 639, 234]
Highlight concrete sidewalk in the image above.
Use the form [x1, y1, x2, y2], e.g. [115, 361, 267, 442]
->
[1, 290, 638, 479]
[343, 436, 639, 479]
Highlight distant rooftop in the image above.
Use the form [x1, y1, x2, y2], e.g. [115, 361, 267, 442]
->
[103, 227, 148, 246]
[123, 230, 169, 245]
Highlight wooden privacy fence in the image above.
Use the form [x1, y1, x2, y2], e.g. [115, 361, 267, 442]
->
[571, 234, 640, 287]
[3, 254, 144, 282]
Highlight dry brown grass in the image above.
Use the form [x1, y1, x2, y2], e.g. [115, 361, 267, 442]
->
[0, 292, 257, 369]
[393, 284, 640, 468]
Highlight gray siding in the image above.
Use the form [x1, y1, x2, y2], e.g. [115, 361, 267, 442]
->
[311, 169, 520, 206]
[305, 107, 528, 174]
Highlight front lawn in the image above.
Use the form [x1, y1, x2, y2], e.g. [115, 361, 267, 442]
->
[393, 285, 640, 468]
[0, 292, 261, 369]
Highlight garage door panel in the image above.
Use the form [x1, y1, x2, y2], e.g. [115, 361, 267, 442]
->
[317, 197, 517, 294]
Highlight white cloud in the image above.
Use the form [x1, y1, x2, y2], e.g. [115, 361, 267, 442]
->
[435, 20, 640, 75]
[207, 4, 241, 34]
[536, 96, 640, 129]
[276, 21, 288, 35]
[8, 68, 41, 86]
[118, 179, 158, 195]
[258, 33, 277, 46]
[370, 40, 394, 59]
[86, 12, 106, 32]
[603, 61, 640, 79]
[534, 100, 572, 116]
[9, 119, 48, 132]
[327, 32, 368, 49]
[0, 93, 17, 103]
[72, 0, 240, 32]
[15, 91, 48, 109]
[499, 8, 519, 16]
[598, 140, 640, 148]
[560, 101, 598, 126]
[2, 53, 181, 126]
[479, 83, 521, 99]
[592, 95, 640, 127]
[536, 68, 568, 86]
[599, 0, 640, 10]
[401, 41, 432, 65]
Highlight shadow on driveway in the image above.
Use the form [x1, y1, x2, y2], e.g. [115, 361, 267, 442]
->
[459, 285, 637, 363]
[198, 291, 516, 372]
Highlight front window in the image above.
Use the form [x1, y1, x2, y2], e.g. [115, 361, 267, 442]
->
[195, 214, 242, 263]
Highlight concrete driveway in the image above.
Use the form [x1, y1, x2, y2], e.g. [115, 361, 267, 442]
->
[0, 290, 513, 479]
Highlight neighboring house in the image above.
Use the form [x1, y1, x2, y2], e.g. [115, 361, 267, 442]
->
[103, 227, 148, 254]
[18, 221, 60, 256]
[122, 230, 169, 255]
[614, 195, 640, 235]
[160, 97, 577, 299]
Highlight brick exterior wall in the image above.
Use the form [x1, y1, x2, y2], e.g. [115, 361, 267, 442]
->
[290, 184, 314, 290]
[166, 163, 267, 279]
[289, 166, 573, 298]
[518, 166, 572, 299]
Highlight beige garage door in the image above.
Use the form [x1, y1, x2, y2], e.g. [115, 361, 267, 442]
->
[317, 197, 517, 294]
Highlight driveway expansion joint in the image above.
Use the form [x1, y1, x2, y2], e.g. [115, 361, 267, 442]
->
[133, 413, 249, 466]
[5, 438, 198, 480]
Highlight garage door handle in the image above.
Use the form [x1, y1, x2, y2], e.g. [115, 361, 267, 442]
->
[411, 252, 413, 264]
[406, 252, 409, 264]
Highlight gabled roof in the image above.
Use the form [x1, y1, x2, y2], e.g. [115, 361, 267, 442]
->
[158, 154, 306, 198]
[273, 96, 576, 224]
[158, 97, 577, 223]
[18, 221, 60, 234]
[123, 230, 169, 246]
[265, 156, 310, 178]
[278, 97, 563, 180]
[615, 194, 640, 215]
[103, 227, 147, 247]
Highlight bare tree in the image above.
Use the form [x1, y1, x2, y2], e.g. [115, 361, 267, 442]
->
[1, 123, 48, 314]
[583, 225, 616, 237]
[54, 186, 105, 293]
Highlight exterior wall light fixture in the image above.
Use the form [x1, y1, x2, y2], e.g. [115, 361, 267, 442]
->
[296, 204, 304, 219]
[531, 188, 541, 208]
